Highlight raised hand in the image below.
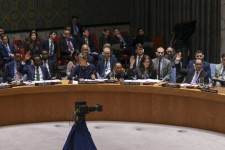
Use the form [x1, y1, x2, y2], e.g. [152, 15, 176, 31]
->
[176, 52, 182, 61]
[24, 51, 31, 62]
[129, 55, 135, 69]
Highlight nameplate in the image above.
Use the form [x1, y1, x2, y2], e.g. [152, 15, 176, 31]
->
[122, 82, 141, 85]
[34, 81, 61, 86]
[78, 81, 98, 84]
[200, 88, 218, 93]
[35, 82, 55, 86]
[105, 80, 117, 83]
[161, 83, 180, 88]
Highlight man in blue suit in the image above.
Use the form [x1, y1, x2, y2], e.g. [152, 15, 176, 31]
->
[97, 47, 117, 78]
[0, 35, 15, 66]
[3, 50, 23, 83]
[187, 50, 211, 78]
[19, 52, 51, 81]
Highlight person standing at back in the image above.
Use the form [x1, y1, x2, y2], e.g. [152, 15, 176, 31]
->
[152, 47, 172, 82]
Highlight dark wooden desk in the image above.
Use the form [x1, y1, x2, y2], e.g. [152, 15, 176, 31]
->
[1, 83, 225, 134]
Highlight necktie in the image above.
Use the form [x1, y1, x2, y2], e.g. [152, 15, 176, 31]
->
[191, 71, 199, 84]
[36, 67, 40, 81]
[85, 38, 89, 45]
[49, 42, 53, 55]
[15, 63, 21, 79]
[6, 45, 11, 55]
[103, 59, 108, 78]
[67, 39, 73, 52]
[73, 24, 78, 34]
[158, 59, 161, 80]
[43, 61, 46, 67]
[137, 56, 141, 65]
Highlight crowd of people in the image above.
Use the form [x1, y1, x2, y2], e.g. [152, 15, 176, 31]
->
[0, 15, 225, 87]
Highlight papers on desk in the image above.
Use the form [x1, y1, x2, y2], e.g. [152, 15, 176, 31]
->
[0, 83, 12, 89]
[123, 79, 161, 83]
[180, 83, 198, 88]
[23, 80, 61, 86]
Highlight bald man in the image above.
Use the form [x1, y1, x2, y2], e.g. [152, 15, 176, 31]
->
[152, 47, 172, 81]
[183, 59, 209, 84]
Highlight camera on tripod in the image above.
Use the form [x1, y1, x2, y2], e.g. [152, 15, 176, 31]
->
[74, 101, 103, 121]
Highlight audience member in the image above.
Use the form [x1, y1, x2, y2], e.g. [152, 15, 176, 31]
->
[0, 35, 15, 65]
[80, 44, 94, 64]
[111, 27, 133, 58]
[152, 47, 172, 81]
[132, 28, 155, 58]
[41, 31, 58, 63]
[60, 29, 78, 64]
[0, 26, 5, 44]
[80, 28, 95, 53]
[68, 53, 96, 80]
[69, 15, 83, 37]
[99, 28, 112, 52]
[66, 50, 79, 76]
[25, 31, 40, 57]
[212, 53, 225, 87]
[187, 50, 211, 78]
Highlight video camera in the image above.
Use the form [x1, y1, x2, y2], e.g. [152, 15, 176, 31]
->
[74, 101, 103, 122]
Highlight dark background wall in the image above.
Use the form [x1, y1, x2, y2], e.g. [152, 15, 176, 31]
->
[0, 0, 131, 31]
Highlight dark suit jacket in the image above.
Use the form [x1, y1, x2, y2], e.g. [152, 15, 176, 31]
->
[42, 59, 60, 79]
[0, 43, 15, 64]
[60, 38, 78, 55]
[19, 64, 51, 81]
[80, 37, 95, 52]
[41, 39, 57, 54]
[183, 68, 209, 84]
[3, 61, 22, 82]
[70, 23, 83, 36]
[187, 60, 211, 78]
[97, 57, 118, 77]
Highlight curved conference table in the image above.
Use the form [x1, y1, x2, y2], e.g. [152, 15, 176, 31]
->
[1, 80, 225, 134]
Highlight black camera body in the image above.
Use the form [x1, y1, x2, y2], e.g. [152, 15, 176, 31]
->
[75, 101, 103, 122]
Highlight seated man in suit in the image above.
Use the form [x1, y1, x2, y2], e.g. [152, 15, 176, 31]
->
[97, 47, 117, 79]
[183, 59, 209, 84]
[3, 50, 24, 83]
[80, 28, 95, 53]
[60, 29, 78, 64]
[113, 62, 126, 80]
[152, 47, 172, 82]
[187, 50, 211, 78]
[19, 52, 51, 81]
[0, 35, 15, 65]
[80, 44, 94, 64]
[40, 49, 61, 79]
[212, 53, 225, 86]
[67, 53, 96, 80]
[111, 27, 133, 59]
[41, 31, 58, 63]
